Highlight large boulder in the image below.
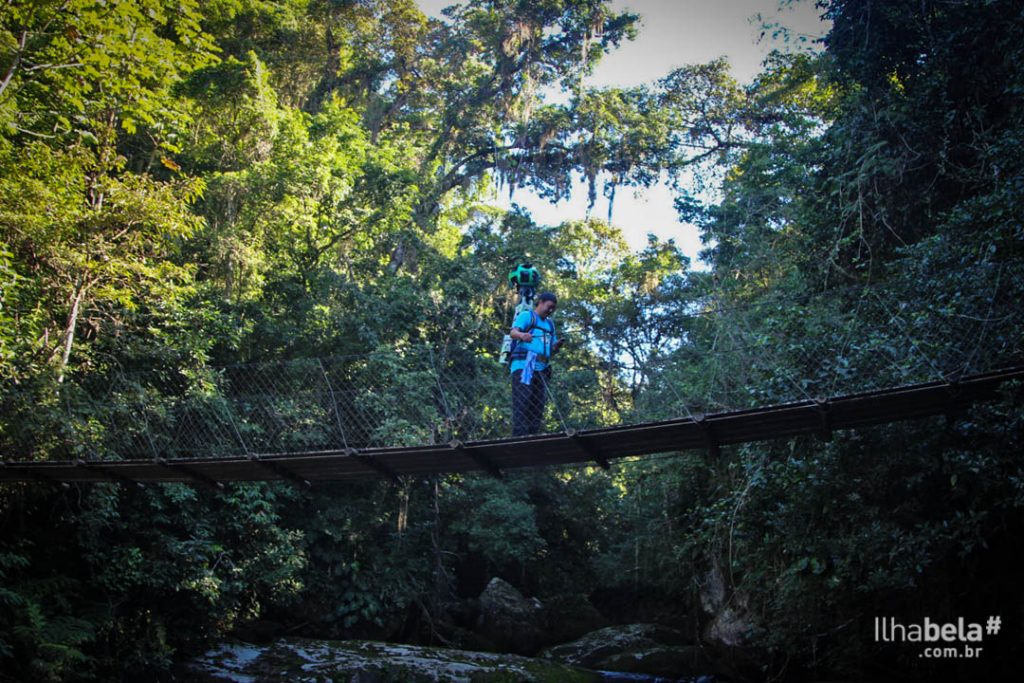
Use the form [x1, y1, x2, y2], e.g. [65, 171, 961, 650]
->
[696, 562, 766, 681]
[542, 593, 610, 645]
[540, 622, 714, 678]
[475, 577, 546, 654]
[698, 563, 756, 648]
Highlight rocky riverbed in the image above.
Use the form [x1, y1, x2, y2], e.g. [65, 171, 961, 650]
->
[181, 629, 719, 682]
[180, 577, 727, 682]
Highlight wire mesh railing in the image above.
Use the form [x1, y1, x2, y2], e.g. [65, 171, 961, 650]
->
[2, 261, 1021, 463]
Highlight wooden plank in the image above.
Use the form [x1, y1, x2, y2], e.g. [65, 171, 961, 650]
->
[74, 459, 144, 487]
[0, 461, 72, 486]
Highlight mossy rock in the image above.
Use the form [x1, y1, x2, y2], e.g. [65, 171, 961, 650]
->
[475, 577, 546, 654]
[540, 623, 691, 669]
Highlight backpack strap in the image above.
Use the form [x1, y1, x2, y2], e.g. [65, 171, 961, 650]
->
[510, 311, 555, 361]
[514, 310, 539, 334]
[526, 311, 555, 338]
[545, 317, 555, 357]
[527, 310, 538, 334]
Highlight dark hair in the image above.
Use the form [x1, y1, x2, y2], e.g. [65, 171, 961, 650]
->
[537, 291, 557, 304]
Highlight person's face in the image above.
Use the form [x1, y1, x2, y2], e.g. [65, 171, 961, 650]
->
[537, 300, 556, 317]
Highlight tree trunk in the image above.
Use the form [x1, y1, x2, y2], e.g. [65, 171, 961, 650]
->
[397, 480, 409, 535]
[57, 283, 85, 383]
[0, 31, 27, 99]
[429, 476, 451, 617]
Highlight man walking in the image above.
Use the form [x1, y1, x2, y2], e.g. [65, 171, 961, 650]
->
[508, 291, 563, 436]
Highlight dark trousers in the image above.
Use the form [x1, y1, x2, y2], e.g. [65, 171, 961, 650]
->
[511, 367, 551, 437]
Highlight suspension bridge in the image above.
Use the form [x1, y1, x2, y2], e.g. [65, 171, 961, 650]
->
[1, 264, 1020, 487]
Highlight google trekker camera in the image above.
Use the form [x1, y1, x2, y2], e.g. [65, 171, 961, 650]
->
[499, 262, 541, 365]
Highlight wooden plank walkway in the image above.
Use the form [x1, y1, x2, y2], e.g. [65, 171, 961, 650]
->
[2, 367, 1020, 486]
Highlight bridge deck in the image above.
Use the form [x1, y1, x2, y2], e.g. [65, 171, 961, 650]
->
[2, 367, 1020, 486]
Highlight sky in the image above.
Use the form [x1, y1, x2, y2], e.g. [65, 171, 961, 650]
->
[415, 0, 831, 266]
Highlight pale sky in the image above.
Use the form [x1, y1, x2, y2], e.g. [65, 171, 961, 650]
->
[416, 0, 831, 267]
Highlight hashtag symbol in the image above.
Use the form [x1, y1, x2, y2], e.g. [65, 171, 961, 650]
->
[986, 616, 1001, 635]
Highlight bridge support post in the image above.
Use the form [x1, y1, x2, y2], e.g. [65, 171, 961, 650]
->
[693, 414, 720, 458]
[155, 457, 224, 491]
[943, 379, 966, 430]
[566, 429, 610, 469]
[815, 399, 833, 442]
[449, 440, 503, 478]
[348, 448, 401, 484]
[248, 454, 312, 489]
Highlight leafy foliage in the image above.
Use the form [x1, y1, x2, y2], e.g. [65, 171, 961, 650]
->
[1, 0, 1022, 680]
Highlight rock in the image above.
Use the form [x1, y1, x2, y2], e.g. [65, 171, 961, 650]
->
[184, 637, 605, 682]
[542, 594, 610, 645]
[703, 605, 751, 648]
[540, 623, 691, 670]
[696, 562, 766, 681]
[698, 562, 755, 647]
[475, 577, 546, 654]
[597, 644, 715, 679]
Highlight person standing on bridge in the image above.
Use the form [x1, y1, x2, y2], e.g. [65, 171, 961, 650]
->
[509, 291, 563, 436]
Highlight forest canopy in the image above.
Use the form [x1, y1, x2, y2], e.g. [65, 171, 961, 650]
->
[1, 0, 1022, 681]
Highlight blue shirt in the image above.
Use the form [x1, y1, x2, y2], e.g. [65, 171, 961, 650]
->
[509, 310, 558, 374]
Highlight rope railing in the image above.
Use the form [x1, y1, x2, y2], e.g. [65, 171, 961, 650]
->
[2, 262, 1021, 466]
